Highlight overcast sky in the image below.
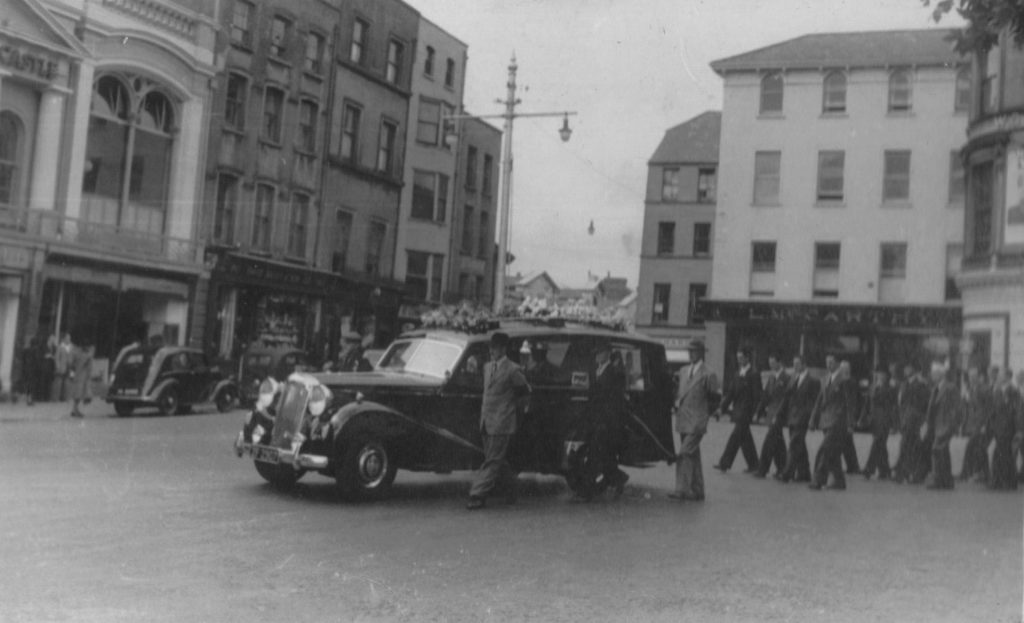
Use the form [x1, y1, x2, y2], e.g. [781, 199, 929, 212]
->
[407, 0, 965, 289]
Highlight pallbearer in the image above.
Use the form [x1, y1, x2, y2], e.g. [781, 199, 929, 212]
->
[754, 353, 789, 479]
[861, 366, 898, 480]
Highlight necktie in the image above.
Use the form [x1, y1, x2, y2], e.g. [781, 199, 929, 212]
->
[688, 366, 694, 380]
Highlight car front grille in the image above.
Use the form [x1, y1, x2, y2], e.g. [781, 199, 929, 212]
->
[270, 382, 309, 449]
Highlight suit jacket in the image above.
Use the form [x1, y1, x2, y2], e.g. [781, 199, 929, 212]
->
[480, 356, 529, 435]
[963, 384, 993, 436]
[591, 361, 627, 425]
[926, 379, 961, 442]
[720, 365, 762, 425]
[673, 361, 719, 434]
[810, 373, 855, 431]
[862, 385, 898, 435]
[783, 372, 820, 429]
[898, 377, 931, 431]
[757, 370, 790, 427]
[991, 384, 1020, 441]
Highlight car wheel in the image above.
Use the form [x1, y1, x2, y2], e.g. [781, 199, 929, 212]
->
[336, 436, 397, 501]
[114, 403, 134, 418]
[254, 460, 304, 490]
[215, 388, 236, 413]
[157, 389, 179, 416]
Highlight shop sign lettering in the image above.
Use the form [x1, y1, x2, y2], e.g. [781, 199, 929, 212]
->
[0, 44, 59, 81]
[696, 301, 960, 329]
[0, 245, 31, 269]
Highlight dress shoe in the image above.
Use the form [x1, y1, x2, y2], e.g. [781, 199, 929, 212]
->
[712, 464, 728, 473]
[793, 476, 811, 483]
[808, 483, 823, 490]
[862, 473, 872, 481]
[743, 468, 758, 475]
[466, 497, 486, 510]
[825, 484, 846, 491]
[773, 474, 789, 483]
[611, 473, 629, 499]
[845, 469, 860, 475]
[751, 471, 766, 478]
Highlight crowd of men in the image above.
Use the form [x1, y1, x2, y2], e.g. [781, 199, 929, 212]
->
[672, 339, 1024, 500]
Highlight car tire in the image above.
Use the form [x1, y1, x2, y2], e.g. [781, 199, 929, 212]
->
[157, 388, 179, 417]
[215, 388, 236, 413]
[114, 402, 134, 418]
[254, 460, 304, 489]
[335, 435, 397, 501]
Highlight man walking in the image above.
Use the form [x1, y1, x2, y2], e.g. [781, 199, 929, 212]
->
[959, 366, 992, 483]
[925, 362, 960, 490]
[861, 366, 897, 480]
[809, 354, 855, 491]
[670, 340, 718, 501]
[467, 332, 529, 510]
[714, 348, 762, 473]
[837, 361, 861, 475]
[990, 369, 1019, 490]
[893, 362, 930, 484]
[777, 355, 819, 483]
[755, 354, 789, 478]
[589, 342, 630, 499]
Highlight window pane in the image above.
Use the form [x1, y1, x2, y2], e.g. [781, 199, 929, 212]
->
[253, 184, 274, 250]
[332, 211, 352, 272]
[430, 254, 444, 301]
[341, 104, 360, 161]
[462, 205, 474, 254]
[753, 151, 780, 204]
[417, 99, 440, 144]
[478, 211, 489, 258]
[698, 168, 716, 202]
[823, 71, 846, 112]
[949, 151, 965, 202]
[445, 58, 456, 87]
[366, 222, 386, 275]
[436, 175, 448, 222]
[662, 167, 679, 200]
[412, 171, 435, 220]
[883, 150, 910, 201]
[298, 101, 317, 152]
[955, 67, 971, 112]
[350, 20, 366, 64]
[271, 17, 289, 58]
[816, 150, 844, 201]
[693, 223, 711, 255]
[760, 72, 783, 113]
[751, 242, 776, 272]
[657, 222, 674, 255]
[214, 174, 237, 244]
[406, 251, 429, 300]
[83, 116, 128, 200]
[888, 70, 912, 111]
[128, 129, 171, 210]
[652, 283, 670, 323]
[880, 243, 907, 277]
[305, 32, 323, 73]
[815, 243, 840, 269]
[263, 88, 283, 142]
[225, 74, 246, 131]
[688, 283, 707, 326]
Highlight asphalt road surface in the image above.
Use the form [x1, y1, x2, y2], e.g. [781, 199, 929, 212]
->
[1, 403, 1021, 622]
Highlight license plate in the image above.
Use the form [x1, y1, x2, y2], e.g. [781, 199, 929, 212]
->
[253, 446, 280, 464]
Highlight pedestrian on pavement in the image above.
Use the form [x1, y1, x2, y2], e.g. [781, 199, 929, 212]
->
[893, 362, 929, 483]
[861, 366, 898, 480]
[754, 353, 789, 478]
[990, 369, 1020, 490]
[713, 348, 762, 474]
[837, 361, 861, 475]
[808, 354, 855, 491]
[69, 340, 94, 419]
[924, 362, 960, 490]
[959, 366, 993, 483]
[585, 342, 630, 500]
[52, 332, 73, 402]
[41, 334, 56, 403]
[17, 335, 42, 406]
[670, 339, 718, 501]
[777, 354, 819, 483]
[467, 332, 529, 510]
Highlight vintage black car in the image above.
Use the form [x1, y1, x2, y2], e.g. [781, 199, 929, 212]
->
[107, 345, 238, 417]
[233, 321, 675, 500]
[238, 346, 310, 407]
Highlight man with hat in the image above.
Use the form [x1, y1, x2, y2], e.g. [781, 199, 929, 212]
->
[670, 339, 718, 501]
[467, 332, 530, 510]
[587, 340, 630, 500]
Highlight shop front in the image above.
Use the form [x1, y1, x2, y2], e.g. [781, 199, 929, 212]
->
[700, 299, 962, 383]
[0, 242, 35, 394]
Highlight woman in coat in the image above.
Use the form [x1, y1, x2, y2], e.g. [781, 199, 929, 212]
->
[69, 342, 94, 418]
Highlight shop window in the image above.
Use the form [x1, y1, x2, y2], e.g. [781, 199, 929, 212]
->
[287, 193, 309, 258]
[693, 223, 711, 256]
[297, 100, 318, 153]
[697, 168, 716, 202]
[816, 150, 845, 202]
[386, 39, 404, 85]
[376, 120, 397, 174]
[270, 16, 291, 60]
[423, 46, 435, 76]
[230, 0, 254, 48]
[338, 102, 361, 163]
[652, 283, 670, 324]
[213, 173, 238, 245]
[252, 183, 274, 251]
[365, 221, 386, 276]
[954, 67, 971, 112]
[465, 146, 478, 189]
[406, 251, 444, 302]
[332, 210, 353, 273]
[760, 72, 783, 113]
[753, 151, 781, 205]
[478, 211, 490, 259]
[949, 151, 965, 204]
[262, 86, 284, 143]
[888, 69, 912, 112]
[462, 205, 475, 254]
[662, 167, 680, 201]
[822, 71, 846, 113]
[445, 58, 456, 88]
[657, 222, 675, 255]
[813, 242, 840, 298]
[688, 283, 707, 326]
[412, 170, 448, 222]
[350, 18, 368, 65]
[224, 73, 247, 132]
[482, 154, 494, 195]
[417, 98, 441, 145]
[83, 74, 176, 236]
[0, 112, 24, 207]
[883, 150, 910, 202]
[305, 31, 324, 74]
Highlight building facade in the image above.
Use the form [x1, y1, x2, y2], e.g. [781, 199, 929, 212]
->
[448, 115, 499, 307]
[0, 0, 217, 392]
[394, 17, 466, 313]
[635, 111, 718, 366]
[702, 30, 968, 380]
[958, 31, 1024, 372]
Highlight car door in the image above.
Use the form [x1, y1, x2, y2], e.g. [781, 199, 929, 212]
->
[615, 341, 674, 465]
[437, 341, 490, 470]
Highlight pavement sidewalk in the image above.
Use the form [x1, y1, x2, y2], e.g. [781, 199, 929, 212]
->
[0, 397, 119, 422]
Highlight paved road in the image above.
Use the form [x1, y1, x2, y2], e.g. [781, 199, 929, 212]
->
[0, 401, 1021, 622]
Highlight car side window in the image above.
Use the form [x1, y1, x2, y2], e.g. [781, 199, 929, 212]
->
[524, 337, 572, 387]
[450, 343, 490, 390]
[171, 352, 189, 371]
[612, 343, 646, 391]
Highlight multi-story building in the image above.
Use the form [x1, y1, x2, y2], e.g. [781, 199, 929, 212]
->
[635, 111, 719, 366]
[449, 116, 500, 307]
[958, 31, 1024, 372]
[0, 0, 217, 392]
[202, 0, 414, 366]
[394, 17, 466, 313]
[701, 29, 968, 380]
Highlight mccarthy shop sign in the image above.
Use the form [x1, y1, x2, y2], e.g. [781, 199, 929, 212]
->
[0, 44, 59, 81]
[698, 300, 961, 329]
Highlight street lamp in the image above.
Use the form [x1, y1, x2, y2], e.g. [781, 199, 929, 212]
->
[444, 54, 577, 313]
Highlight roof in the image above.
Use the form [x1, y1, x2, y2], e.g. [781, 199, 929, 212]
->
[509, 271, 559, 292]
[649, 111, 721, 164]
[710, 29, 964, 74]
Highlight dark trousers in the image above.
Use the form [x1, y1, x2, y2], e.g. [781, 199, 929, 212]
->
[893, 428, 919, 482]
[912, 431, 935, 483]
[992, 436, 1018, 490]
[718, 421, 758, 470]
[674, 433, 705, 499]
[780, 426, 811, 481]
[928, 436, 954, 489]
[812, 427, 846, 488]
[841, 430, 860, 473]
[469, 434, 515, 499]
[863, 431, 890, 478]
[960, 433, 990, 482]
[757, 424, 787, 476]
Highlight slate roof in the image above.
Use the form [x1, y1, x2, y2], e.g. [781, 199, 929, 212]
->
[710, 28, 964, 74]
[648, 110, 721, 165]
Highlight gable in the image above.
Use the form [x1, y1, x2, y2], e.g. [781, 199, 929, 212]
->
[0, 0, 90, 59]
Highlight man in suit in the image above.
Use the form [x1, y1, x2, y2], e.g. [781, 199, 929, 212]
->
[809, 354, 856, 490]
[837, 361, 861, 475]
[861, 366, 898, 480]
[777, 354, 819, 483]
[959, 366, 992, 483]
[714, 348, 762, 473]
[588, 341, 630, 500]
[990, 368, 1019, 490]
[755, 354, 789, 478]
[670, 339, 719, 501]
[893, 362, 929, 483]
[467, 332, 530, 510]
[925, 362, 961, 490]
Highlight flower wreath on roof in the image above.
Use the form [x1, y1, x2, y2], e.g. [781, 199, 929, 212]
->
[418, 297, 629, 333]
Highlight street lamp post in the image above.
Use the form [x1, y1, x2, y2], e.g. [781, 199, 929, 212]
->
[445, 54, 576, 313]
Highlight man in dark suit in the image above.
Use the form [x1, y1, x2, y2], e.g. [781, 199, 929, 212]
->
[467, 332, 530, 510]
[959, 366, 992, 483]
[861, 366, 898, 480]
[714, 348, 762, 473]
[777, 354, 819, 483]
[837, 361, 861, 475]
[925, 362, 961, 490]
[670, 339, 719, 501]
[990, 369, 1019, 490]
[809, 354, 855, 490]
[587, 341, 630, 500]
[755, 353, 789, 478]
[893, 362, 930, 484]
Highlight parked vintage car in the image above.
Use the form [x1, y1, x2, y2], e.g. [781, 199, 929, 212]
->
[107, 345, 238, 417]
[238, 346, 310, 407]
[233, 320, 676, 500]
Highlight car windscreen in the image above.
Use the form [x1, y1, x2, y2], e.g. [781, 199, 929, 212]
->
[377, 339, 463, 378]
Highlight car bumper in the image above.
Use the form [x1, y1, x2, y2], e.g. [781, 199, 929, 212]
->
[233, 432, 329, 470]
[105, 395, 156, 406]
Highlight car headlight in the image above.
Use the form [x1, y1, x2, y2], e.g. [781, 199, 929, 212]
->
[251, 424, 266, 444]
[308, 385, 329, 417]
[255, 378, 280, 412]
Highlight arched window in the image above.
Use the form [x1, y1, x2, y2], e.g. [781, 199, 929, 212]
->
[822, 71, 846, 113]
[0, 112, 25, 207]
[82, 73, 177, 236]
[760, 72, 783, 113]
[954, 66, 971, 113]
[888, 69, 912, 112]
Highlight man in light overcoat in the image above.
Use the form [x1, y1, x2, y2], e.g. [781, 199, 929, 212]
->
[670, 340, 718, 501]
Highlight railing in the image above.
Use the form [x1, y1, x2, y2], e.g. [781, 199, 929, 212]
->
[101, 0, 201, 42]
[0, 205, 201, 266]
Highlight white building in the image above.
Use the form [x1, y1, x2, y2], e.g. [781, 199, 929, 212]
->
[702, 29, 968, 380]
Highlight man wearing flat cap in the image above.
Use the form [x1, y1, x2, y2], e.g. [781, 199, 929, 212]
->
[467, 332, 530, 510]
[670, 339, 718, 501]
